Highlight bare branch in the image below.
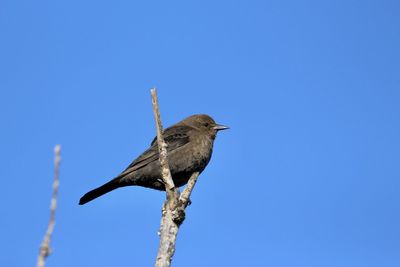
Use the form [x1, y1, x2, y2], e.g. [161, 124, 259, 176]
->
[150, 89, 177, 195]
[151, 88, 179, 267]
[179, 172, 199, 208]
[37, 145, 61, 267]
[151, 89, 202, 267]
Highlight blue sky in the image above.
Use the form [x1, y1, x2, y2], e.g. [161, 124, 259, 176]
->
[1, 0, 399, 266]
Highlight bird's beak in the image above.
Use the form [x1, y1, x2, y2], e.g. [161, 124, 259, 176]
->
[213, 124, 229, 131]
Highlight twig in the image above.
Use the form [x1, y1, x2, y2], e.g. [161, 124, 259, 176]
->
[37, 145, 61, 267]
[179, 172, 200, 208]
[151, 89, 200, 267]
[150, 88, 177, 201]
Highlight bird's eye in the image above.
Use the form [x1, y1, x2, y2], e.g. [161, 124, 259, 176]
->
[204, 123, 209, 127]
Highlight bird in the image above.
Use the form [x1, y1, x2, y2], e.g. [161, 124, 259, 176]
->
[79, 114, 228, 205]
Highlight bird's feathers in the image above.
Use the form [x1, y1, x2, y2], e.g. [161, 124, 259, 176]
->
[79, 114, 227, 205]
[121, 125, 192, 175]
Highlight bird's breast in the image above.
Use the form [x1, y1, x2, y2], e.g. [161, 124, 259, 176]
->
[190, 135, 213, 171]
[166, 133, 214, 188]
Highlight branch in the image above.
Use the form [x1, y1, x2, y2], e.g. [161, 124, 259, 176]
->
[37, 145, 61, 267]
[179, 172, 199, 208]
[150, 88, 177, 202]
[151, 89, 200, 267]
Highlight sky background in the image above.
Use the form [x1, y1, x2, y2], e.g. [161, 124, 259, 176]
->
[1, 0, 399, 266]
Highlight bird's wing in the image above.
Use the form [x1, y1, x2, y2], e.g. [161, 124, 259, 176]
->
[120, 125, 192, 175]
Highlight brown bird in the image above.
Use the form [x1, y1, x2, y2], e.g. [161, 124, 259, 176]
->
[79, 114, 228, 205]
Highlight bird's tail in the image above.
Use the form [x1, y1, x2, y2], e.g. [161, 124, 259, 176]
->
[79, 178, 122, 205]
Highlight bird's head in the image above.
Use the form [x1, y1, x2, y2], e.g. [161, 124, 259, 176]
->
[184, 114, 229, 139]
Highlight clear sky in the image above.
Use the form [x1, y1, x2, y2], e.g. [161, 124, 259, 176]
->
[1, 0, 399, 266]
